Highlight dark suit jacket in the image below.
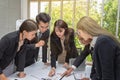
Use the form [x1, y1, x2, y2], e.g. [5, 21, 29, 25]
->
[0, 31, 28, 74]
[25, 29, 49, 66]
[15, 29, 49, 72]
[39, 29, 49, 62]
[73, 35, 120, 80]
[73, 45, 91, 67]
[50, 28, 78, 68]
[91, 35, 120, 80]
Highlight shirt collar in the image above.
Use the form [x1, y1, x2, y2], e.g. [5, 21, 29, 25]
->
[90, 36, 98, 48]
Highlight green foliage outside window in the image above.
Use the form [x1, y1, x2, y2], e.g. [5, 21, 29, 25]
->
[104, 0, 119, 38]
[44, 0, 119, 62]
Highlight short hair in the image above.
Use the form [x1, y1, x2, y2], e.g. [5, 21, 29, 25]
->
[19, 19, 38, 32]
[36, 12, 51, 24]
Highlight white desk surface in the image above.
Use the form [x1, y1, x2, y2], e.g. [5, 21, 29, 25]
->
[8, 61, 88, 80]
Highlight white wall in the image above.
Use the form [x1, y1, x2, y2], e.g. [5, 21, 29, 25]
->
[0, 0, 21, 38]
[21, 0, 28, 19]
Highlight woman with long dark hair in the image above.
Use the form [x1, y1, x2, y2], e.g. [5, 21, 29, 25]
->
[48, 19, 78, 77]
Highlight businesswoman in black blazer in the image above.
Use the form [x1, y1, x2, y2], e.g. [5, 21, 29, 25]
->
[0, 19, 38, 80]
[48, 19, 78, 77]
[64, 16, 120, 80]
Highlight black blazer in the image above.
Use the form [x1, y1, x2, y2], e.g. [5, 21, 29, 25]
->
[0, 31, 28, 74]
[26, 29, 50, 65]
[16, 29, 50, 70]
[50, 28, 78, 68]
[73, 44, 91, 67]
[91, 35, 120, 80]
[40, 29, 50, 63]
[73, 35, 120, 80]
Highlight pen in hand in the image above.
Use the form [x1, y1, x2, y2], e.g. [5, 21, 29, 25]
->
[59, 74, 66, 80]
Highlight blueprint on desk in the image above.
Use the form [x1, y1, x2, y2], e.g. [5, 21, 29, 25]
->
[8, 61, 87, 80]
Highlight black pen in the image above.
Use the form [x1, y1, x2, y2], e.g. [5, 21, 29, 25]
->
[59, 74, 66, 80]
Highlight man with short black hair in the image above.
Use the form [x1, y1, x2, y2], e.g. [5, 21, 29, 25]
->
[25, 12, 51, 66]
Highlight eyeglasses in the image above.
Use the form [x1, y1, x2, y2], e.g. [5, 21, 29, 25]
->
[75, 31, 80, 36]
[77, 31, 81, 35]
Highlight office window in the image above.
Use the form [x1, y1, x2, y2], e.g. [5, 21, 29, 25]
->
[30, 1, 38, 19]
[28, 0, 92, 31]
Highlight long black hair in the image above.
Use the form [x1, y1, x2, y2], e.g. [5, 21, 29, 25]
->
[52, 19, 71, 52]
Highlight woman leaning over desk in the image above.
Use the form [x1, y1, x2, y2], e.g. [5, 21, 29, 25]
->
[63, 16, 120, 80]
[0, 19, 38, 80]
[48, 19, 78, 77]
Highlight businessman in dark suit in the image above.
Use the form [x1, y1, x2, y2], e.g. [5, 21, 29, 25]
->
[15, 13, 51, 78]
[25, 13, 51, 66]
